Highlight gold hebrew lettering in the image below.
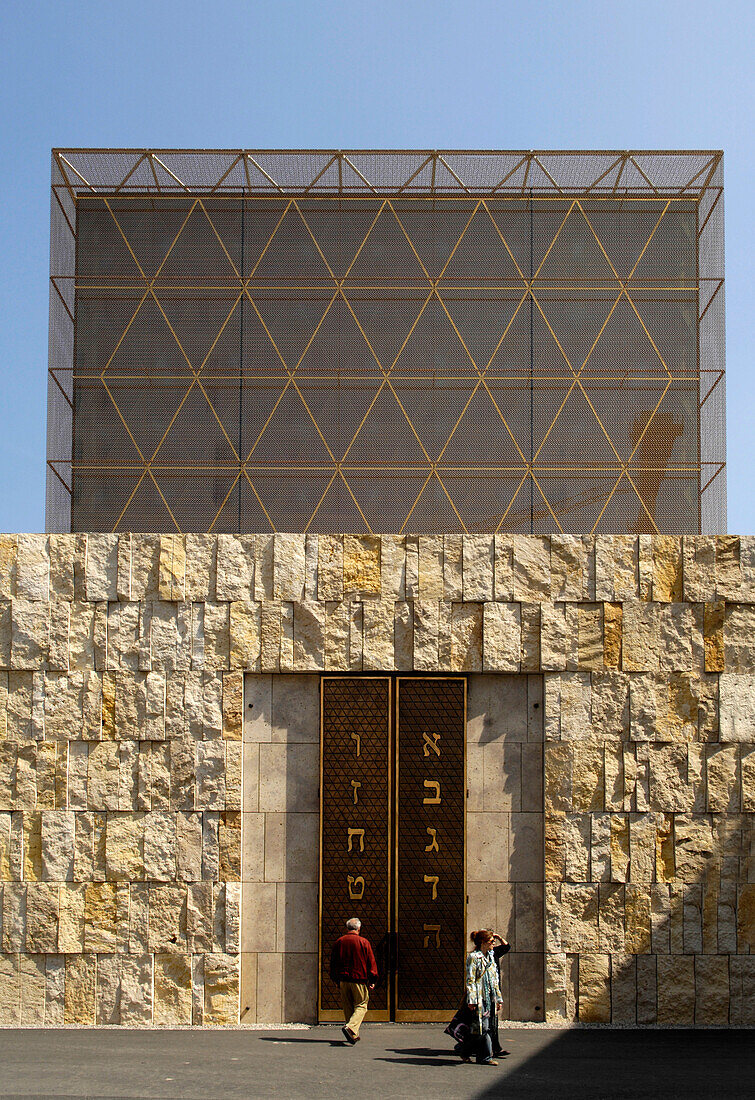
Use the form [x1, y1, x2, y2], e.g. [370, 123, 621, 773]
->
[424, 874, 439, 900]
[350, 731, 361, 757]
[423, 923, 441, 948]
[422, 730, 441, 757]
[347, 875, 365, 900]
[350, 780, 361, 804]
[424, 827, 440, 853]
[423, 779, 441, 804]
[347, 828, 365, 853]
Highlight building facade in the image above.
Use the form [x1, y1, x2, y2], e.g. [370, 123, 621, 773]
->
[0, 151, 748, 1028]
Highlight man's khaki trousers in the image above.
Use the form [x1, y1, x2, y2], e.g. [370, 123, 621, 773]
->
[339, 981, 370, 1037]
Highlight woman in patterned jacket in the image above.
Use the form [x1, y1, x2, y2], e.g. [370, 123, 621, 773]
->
[463, 929, 504, 1066]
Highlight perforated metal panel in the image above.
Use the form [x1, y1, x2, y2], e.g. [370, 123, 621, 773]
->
[46, 150, 726, 534]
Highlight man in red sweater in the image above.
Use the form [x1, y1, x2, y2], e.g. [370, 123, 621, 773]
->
[329, 917, 379, 1044]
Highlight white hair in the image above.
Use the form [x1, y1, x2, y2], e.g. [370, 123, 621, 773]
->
[346, 917, 361, 931]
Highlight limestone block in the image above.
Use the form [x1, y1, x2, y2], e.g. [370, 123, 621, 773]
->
[520, 604, 541, 672]
[41, 810, 75, 881]
[704, 601, 725, 671]
[450, 602, 482, 671]
[64, 953, 96, 1024]
[724, 604, 755, 672]
[169, 738, 195, 811]
[144, 811, 176, 881]
[598, 883, 625, 952]
[636, 954, 657, 1024]
[47, 596, 70, 671]
[317, 536, 343, 601]
[578, 952, 610, 1022]
[551, 535, 594, 601]
[148, 603, 177, 672]
[394, 600, 413, 671]
[544, 743, 572, 813]
[83, 534, 117, 602]
[413, 599, 439, 671]
[414, 536, 443, 599]
[380, 535, 405, 600]
[441, 534, 463, 600]
[482, 602, 520, 672]
[2, 881, 26, 950]
[157, 535, 186, 601]
[131, 535, 161, 601]
[203, 602, 230, 669]
[88, 742, 119, 810]
[572, 603, 602, 671]
[651, 536, 682, 602]
[720, 673, 755, 742]
[622, 601, 659, 671]
[624, 884, 651, 953]
[509, 535, 550, 600]
[738, 884, 755, 952]
[26, 882, 60, 951]
[304, 534, 318, 601]
[273, 534, 306, 601]
[461, 535, 493, 602]
[196, 741, 226, 810]
[694, 955, 729, 1025]
[591, 812, 611, 882]
[219, 812, 241, 881]
[683, 882, 702, 953]
[11, 599, 49, 669]
[731, 957, 755, 1025]
[260, 603, 281, 672]
[250, 535, 272, 601]
[648, 746, 699, 812]
[541, 602, 567, 671]
[347, 601, 362, 672]
[544, 813, 565, 881]
[96, 952, 122, 1024]
[176, 812, 202, 882]
[292, 601, 325, 671]
[119, 953, 153, 1025]
[190, 602, 205, 670]
[560, 884, 599, 950]
[572, 743, 604, 811]
[706, 745, 740, 811]
[45, 954, 65, 1024]
[544, 951, 568, 1021]
[229, 601, 261, 670]
[201, 672, 223, 741]
[154, 952, 193, 1024]
[105, 813, 144, 882]
[22, 810, 42, 880]
[16, 534, 49, 601]
[563, 815, 590, 882]
[148, 883, 188, 953]
[58, 884, 86, 952]
[656, 954, 694, 1024]
[363, 601, 395, 671]
[493, 535, 514, 601]
[344, 535, 381, 597]
[404, 536, 419, 598]
[657, 603, 697, 671]
[591, 673, 629, 742]
[595, 535, 637, 601]
[682, 536, 716, 602]
[216, 535, 255, 601]
[611, 953, 637, 1024]
[716, 535, 742, 599]
[0, 600, 11, 668]
[185, 534, 217, 601]
[204, 952, 239, 1025]
[628, 813, 657, 884]
[0, 534, 18, 600]
[602, 602, 622, 670]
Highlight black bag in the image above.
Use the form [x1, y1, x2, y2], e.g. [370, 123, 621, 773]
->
[444, 999, 475, 1043]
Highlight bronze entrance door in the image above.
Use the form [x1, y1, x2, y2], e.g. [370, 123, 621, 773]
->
[319, 676, 466, 1022]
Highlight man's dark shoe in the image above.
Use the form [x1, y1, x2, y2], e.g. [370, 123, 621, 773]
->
[342, 1026, 358, 1044]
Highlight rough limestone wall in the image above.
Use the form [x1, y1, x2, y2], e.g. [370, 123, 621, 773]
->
[0, 534, 243, 1025]
[0, 531, 753, 1026]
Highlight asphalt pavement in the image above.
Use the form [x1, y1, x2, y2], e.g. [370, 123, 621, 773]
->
[0, 1024, 752, 1100]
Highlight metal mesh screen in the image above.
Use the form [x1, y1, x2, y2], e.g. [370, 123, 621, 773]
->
[46, 150, 726, 534]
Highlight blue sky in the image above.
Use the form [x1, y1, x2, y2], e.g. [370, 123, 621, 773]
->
[1, 0, 752, 532]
